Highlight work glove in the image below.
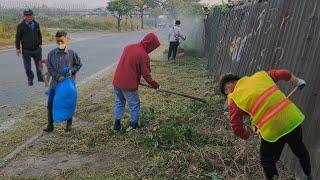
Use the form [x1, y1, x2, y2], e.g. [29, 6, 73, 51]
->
[296, 78, 306, 90]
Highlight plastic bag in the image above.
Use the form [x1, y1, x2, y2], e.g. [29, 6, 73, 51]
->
[53, 75, 77, 123]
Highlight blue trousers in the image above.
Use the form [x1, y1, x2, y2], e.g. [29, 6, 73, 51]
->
[114, 87, 140, 125]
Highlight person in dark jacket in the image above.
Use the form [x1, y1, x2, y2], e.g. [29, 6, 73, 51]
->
[112, 32, 161, 131]
[43, 30, 82, 133]
[15, 9, 43, 86]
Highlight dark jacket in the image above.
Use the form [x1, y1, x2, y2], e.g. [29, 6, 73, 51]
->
[15, 20, 42, 51]
[46, 48, 82, 89]
[113, 32, 160, 91]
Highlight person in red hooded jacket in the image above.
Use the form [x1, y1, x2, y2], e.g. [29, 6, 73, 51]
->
[112, 32, 161, 131]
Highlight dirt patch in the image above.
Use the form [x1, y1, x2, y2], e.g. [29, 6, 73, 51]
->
[0, 68, 133, 178]
[1, 152, 96, 177]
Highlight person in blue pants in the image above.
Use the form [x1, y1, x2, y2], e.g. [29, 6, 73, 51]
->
[112, 33, 161, 131]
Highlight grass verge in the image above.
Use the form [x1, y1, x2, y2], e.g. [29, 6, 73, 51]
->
[0, 43, 293, 179]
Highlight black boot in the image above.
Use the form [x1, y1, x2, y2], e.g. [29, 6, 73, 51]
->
[130, 121, 138, 129]
[43, 123, 54, 132]
[28, 80, 33, 86]
[113, 119, 121, 131]
[44, 106, 54, 132]
[65, 118, 72, 132]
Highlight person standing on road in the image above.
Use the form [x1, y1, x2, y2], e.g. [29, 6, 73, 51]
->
[112, 33, 161, 132]
[43, 31, 82, 132]
[219, 70, 313, 180]
[167, 20, 185, 61]
[15, 9, 43, 86]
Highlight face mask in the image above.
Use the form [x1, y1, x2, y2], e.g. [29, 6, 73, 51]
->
[58, 43, 66, 50]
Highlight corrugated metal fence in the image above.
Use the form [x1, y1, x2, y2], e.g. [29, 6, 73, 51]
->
[204, 0, 320, 178]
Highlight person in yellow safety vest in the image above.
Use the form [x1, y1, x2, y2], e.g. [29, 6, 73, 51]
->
[219, 69, 313, 180]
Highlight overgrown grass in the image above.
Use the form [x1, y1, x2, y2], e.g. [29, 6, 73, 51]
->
[0, 44, 294, 179]
[37, 16, 122, 32]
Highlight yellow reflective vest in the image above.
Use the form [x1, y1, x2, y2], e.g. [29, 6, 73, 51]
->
[228, 71, 304, 142]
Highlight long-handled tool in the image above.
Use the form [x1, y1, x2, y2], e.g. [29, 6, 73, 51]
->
[287, 86, 299, 98]
[140, 83, 207, 104]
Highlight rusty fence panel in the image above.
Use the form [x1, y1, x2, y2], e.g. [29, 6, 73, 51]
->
[205, 0, 320, 178]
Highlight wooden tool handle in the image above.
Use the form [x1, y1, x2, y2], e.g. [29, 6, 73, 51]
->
[140, 83, 207, 104]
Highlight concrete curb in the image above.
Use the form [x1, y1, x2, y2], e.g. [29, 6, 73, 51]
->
[0, 131, 44, 169]
[0, 63, 117, 168]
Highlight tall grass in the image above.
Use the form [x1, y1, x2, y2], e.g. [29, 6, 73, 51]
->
[37, 16, 119, 31]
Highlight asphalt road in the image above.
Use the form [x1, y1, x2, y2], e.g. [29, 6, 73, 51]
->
[0, 30, 166, 124]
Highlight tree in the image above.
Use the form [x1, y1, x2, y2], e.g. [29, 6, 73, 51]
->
[107, 0, 132, 32]
[130, 0, 159, 29]
[162, 0, 202, 20]
[150, 7, 163, 28]
[123, 0, 135, 31]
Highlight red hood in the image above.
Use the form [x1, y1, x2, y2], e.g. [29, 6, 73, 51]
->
[140, 33, 160, 54]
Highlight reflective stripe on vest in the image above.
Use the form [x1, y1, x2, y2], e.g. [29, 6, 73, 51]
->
[249, 85, 278, 116]
[256, 98, 291, 128]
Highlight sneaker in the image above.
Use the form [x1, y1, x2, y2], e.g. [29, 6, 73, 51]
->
[28, 81, 33, 86]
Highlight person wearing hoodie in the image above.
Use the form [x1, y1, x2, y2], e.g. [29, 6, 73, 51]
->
[112, 32, 161, 131]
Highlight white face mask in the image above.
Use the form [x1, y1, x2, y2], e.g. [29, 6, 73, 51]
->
[58, 43, 66, 50]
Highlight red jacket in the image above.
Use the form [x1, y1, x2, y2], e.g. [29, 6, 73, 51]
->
[113, 33, 160, 91]
[228, 69, 292, 140]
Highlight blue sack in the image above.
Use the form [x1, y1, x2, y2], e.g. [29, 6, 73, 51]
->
[53, 76, 78, 123]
